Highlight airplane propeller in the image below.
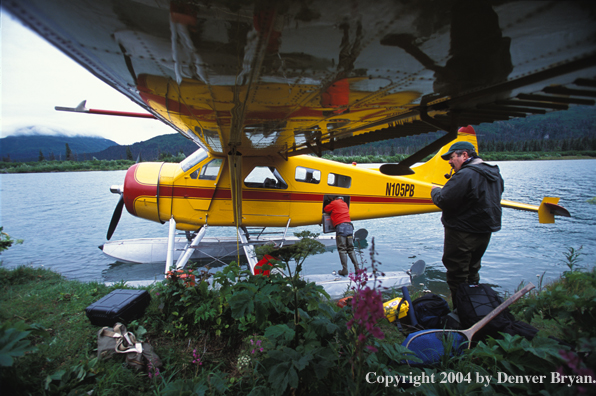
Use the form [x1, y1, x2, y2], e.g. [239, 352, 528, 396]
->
[107, 153, 139, 240]
[107, 185, 124, 240]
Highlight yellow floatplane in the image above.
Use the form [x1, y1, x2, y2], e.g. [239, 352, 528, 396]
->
[5, 0, 588, 292]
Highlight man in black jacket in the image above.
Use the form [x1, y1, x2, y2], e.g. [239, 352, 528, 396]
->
[431, 139, 504, 306]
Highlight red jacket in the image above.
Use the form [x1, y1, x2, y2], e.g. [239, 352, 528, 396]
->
[324, 199, 351, 227]
[254, 254, 275, 276]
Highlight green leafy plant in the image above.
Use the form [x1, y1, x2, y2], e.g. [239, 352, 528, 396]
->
[155, 232, 328, 341]
[0, 227, 23, 253]
[515, 267, 596, 340]
[0, 321, 46, 367]
[560, 245, 584, 272]
[44, 357, 99, 395]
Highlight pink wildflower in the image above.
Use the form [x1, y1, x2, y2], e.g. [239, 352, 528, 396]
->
[347, 262, 386, 352]
[192, 349, 203, 365]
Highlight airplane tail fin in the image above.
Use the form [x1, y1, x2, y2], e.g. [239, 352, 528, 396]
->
[407, 125, 478, 185]
[501, 197, 571, 223]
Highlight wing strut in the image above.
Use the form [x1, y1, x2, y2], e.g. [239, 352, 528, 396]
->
[228, 151, 243, 228]
[380, 112, 459, 176]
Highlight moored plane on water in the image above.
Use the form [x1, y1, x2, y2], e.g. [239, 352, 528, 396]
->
[3, 0, 588, 281]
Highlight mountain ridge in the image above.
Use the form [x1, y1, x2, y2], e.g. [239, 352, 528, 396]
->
[1, 133, 195, 162]
[3, 105, 595, 162]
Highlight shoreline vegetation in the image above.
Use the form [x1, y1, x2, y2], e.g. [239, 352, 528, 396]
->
[0, 232, 594, 395]
[1, 151, 595, 174]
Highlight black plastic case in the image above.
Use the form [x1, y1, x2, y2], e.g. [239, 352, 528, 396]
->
[85, 289, 151, 326]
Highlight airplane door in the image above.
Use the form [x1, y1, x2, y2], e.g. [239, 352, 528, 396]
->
[184, 158, 223, 211]
[322, 194, 351, 233]
[242, 165, 291, 226]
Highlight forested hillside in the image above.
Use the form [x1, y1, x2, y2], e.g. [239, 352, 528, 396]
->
[330, 105, 596, 156]
[1, 133, 194, 163]
[0, 134, 118, 162]
[3, 105, 595, 162]
[87, 133, 195, 161]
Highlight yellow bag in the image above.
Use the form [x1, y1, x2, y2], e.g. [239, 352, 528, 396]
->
[383, 297, 409, 322]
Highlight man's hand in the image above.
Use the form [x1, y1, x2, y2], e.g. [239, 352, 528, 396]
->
[431, 185, 441, 190]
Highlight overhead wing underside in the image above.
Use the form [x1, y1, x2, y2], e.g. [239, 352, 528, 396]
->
[4, 0, 596, 158]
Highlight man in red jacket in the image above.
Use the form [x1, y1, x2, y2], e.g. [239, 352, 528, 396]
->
[324, 196, 360, 276]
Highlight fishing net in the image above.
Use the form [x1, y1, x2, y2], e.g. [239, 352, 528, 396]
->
[402, 330, 467, 366]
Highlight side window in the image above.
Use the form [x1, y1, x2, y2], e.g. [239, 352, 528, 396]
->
[328, 173, 351, 188]
[199, 158, 222, 180]
[190, 169, 199, 179]
[244, 166, 288, 189]
[295, 166, 321, 184]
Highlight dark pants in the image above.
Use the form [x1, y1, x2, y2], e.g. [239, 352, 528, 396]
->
[442, 227, 492, 305]
[335, 222, 359, 272]
[335, 222, 355, 254]
[336, 234, 355, 255]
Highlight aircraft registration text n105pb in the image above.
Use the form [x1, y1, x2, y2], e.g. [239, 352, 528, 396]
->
[386, 183, 415, 198]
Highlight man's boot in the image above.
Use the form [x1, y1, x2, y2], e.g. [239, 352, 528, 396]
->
[338, 253, 349, 276]
[348, 251, 360, 271]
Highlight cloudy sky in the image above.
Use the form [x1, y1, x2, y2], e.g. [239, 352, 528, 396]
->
[1, 11, 177, 145]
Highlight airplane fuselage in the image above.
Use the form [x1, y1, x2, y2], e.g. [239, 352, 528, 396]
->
[123, 150, 442, 231]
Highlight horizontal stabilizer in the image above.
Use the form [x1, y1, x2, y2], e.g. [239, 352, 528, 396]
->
[500, 199, 539, 212]
[539, 198, 571, 223]
[543, 203, 571, 217]
[501, 197, 570, 224]
[501, 197, 571, 224]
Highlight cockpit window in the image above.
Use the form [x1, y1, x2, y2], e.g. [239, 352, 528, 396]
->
[199, 158, 222, 180]
[295, 166, 321, 184]
[244, 166, 288, 189]
[180, 148, 208, 172]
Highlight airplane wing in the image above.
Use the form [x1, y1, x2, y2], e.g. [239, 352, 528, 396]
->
[4, 0, 596, 158]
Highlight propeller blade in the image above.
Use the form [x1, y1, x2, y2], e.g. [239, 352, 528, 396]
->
[107, 195, 124, 240]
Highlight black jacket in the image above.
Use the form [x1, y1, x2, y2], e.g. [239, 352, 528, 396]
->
[431, 158, 504, 233]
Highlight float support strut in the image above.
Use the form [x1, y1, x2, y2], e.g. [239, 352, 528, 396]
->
[176, 225, 208, 270]
[165, 217, 177, 274]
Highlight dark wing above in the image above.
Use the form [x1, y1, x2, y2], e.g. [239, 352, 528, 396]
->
[4, 0, 596, 158]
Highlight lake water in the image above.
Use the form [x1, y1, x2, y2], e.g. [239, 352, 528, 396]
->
[1, 159, 595, 296]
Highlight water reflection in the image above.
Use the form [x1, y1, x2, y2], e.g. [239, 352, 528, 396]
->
[381, 0, 513, 96]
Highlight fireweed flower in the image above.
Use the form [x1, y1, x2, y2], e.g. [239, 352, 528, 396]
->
[192, 349, 203, 365]
[557, 349, 596, 394]
[147, 361, 160, 379]
[347, 268, 386, 344]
